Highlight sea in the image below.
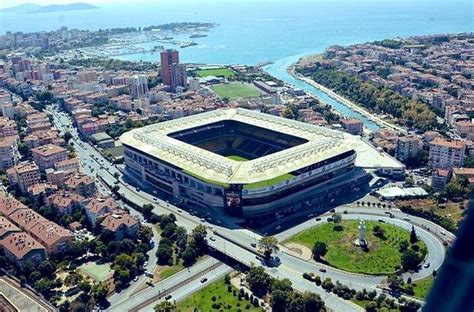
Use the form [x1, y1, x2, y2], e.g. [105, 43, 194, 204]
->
[0, 0, 472, 130]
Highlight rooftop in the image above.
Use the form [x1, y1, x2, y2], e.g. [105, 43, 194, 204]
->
[101, 213, 138, 232]
[0, 232, 45, 260]
[120, 108, 355, 185]
[31, 144, 67, 157]
[430, 137, 466, 149]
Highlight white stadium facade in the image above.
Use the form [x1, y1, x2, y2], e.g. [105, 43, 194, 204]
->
[120, 108, 404, 220]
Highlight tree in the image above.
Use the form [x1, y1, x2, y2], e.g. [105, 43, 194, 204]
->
[399, 239, 409, 252]
[373, 225, 385, 238]
[410, 226, 418, 244]
[182, 246, 197, 267]
[161, 223, 177, 240]
[401, 249, 423, 271]
[138, 225, 153, 242]
[271, 289, 288, 312]
[156, 243, 173, 265]
[63, 131, 73, 143]
[331, 213, 342, 223]
[444, 179, 464, 199]
[259, 236, 279, 259]
[142, 204, 154, 220]
[272, 278, 293, 292]
[34, 278, 53, 298]
[191, 224, 207, 252]
[387, 274, 404, 292]
[91, 282, 109, 301]
[154, 300, 176, 312]
[247, 266, 271, 297]
[312, 241, 328, 261]
[404, 176, 414, 187]
[302, 291, 325, 312]
[365, 301, 378, 312]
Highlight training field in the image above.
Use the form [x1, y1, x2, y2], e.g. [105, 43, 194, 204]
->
[78, 262, 113, 282]
[211, 83, 261, 100]
[196, 68, 234, 78]
[226, 155, 248, 162]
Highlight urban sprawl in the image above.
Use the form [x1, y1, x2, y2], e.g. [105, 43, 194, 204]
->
[0, 25, 472, 312]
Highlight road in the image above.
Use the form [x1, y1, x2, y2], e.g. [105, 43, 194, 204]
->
[107, 257, 230, 312]
[47, 105, 449, 311]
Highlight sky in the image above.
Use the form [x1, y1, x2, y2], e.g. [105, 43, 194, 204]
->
[0, 0, 418, 10]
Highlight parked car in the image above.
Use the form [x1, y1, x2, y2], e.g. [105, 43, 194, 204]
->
[200, 278, 208, 283]
[319, 268, 327, 273]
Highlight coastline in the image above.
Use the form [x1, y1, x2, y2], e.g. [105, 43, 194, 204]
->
[287, 57, 406, 134]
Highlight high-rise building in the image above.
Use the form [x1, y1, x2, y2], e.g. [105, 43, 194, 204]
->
[171, 63, 188, 91]
[160, 49, 179, 86]
[395, 135, 421, 162]
[127, 75, 149, 99]
[429, 138, 466, 170]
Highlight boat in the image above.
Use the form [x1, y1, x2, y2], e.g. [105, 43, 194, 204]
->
[190, 33, 207, 38]
[180, 42, 198, 48]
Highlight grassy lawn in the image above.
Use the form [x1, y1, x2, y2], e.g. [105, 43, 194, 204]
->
[286, 220, 427, 275]
[175, 277, 262, 312]
[243, 173, 294, 190]
[196, 68, 234, 78]
[78, 262, 113, 282]
[410, 276, 434, 299]
[211, 83, 261, 100]
[153, 263, 184, 283]
[395, 198, 465, 231]
[227, 155, 249, 162]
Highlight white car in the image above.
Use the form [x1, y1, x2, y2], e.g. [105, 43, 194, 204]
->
[209, 236, 216, 241]
[133, 276, 139, 282]
[423, 263, 430, 268]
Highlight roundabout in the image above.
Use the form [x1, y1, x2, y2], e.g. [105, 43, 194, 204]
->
[284, 219, 428, 275]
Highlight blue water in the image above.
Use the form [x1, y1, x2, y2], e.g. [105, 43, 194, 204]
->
[1, 0, 472, 129]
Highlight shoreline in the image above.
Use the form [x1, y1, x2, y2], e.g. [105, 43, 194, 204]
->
[287, 59, 407, 134]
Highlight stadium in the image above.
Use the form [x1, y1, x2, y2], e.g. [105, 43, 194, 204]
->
[120, 108, 402, 220]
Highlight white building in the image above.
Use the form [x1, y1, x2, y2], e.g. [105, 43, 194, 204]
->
[429, 137, 466, 169]
[127, 75, 149, 99]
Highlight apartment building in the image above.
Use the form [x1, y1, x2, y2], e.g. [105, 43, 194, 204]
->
[6, 162, 41, 193]
[0, 135, 19, 170]
[429, 138, 466, 169]
[396, 135, 421, 162]
[0, 232, 47, 267]
[31, 144, 68, 171]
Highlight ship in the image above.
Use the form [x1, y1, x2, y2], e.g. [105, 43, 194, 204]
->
[190, 33, 208, 38]
[180, 42, 198, 48]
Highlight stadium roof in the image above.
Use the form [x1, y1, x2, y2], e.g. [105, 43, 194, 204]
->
[120, 108, 401, 185]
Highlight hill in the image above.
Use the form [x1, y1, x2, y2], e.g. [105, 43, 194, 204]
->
[0, 2, 98, 14]
[32, 3, 98, 13]
[0, 3, 41, 13]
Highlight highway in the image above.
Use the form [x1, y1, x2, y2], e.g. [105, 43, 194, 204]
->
[47, 105, 450, 311]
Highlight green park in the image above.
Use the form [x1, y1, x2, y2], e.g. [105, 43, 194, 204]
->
[211, 83, 261, 100]
[195, 68, 235, 78]
[175, 277, 262, 312]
